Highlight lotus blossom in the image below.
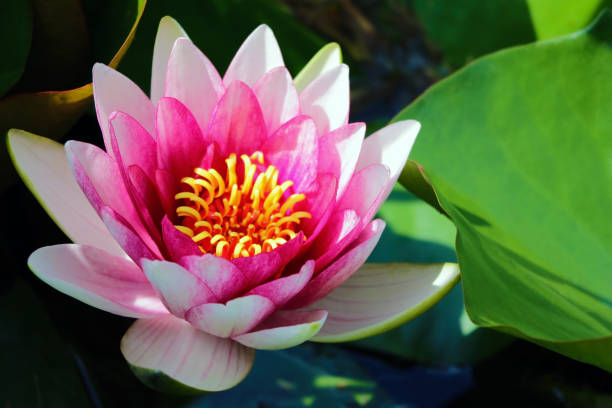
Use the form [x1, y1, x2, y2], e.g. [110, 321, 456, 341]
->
[8, 17, 459, 392]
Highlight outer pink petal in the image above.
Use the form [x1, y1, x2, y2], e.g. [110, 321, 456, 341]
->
[318, 123, 366, 199]
[7, 130, 124, 258]
[185, 295, 275, 338]
[101, 206, 159, 262]
[207, 80, 267, 156]
[247, 260, 314, 307]
[299, 64, 349, 135]
[253, 66, 299, 134]
[156, 97, 207, 178]
[286, 219, 386, 309]
[141, 258, 216, 317]
[108, 111, 157, 180]
[121, 315, 254, 392]
[150, 16, 189, 104]
[232, 231, 305, 286]
[28, 244, 167, 318]
[161, 216, 201, 261]
[92, 63, 155, 153]
[223, 24, 284, 87]
[164, 38, 225, 136]
[179, 254, 248, 302]
[262, 115, 318, 192]
[356, 120, 420, 208]
[232, 310, 327, 350]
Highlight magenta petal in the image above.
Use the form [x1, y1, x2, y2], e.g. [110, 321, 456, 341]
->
[286, 219, 386, 309]
[108, 111, 157, 180]
[318, 123, 366, 199]
[161, 216, 201, 261]
[232, 309, 327, 350]
[164, 38, 225, 135]
[253, 66, 299, 134]
[247, 260, 314, 307]
[180, 254, 248, 302]
[207, 81, 267, 156]
[308, 209, 359, 267]
[101, 206, 159, 262]
[128, 166, 164, 225]
[141, 259, 216, 317]
[28, 244, 167, 318]
[262, 115, 318, 192]
[156, 97, 207, 178]
[296, 173, 337, 240]
[155, 169, 178, 219]
[92, 63, 155, 153]
[232, 231, 304, 286]
[185, 295, 275, 338]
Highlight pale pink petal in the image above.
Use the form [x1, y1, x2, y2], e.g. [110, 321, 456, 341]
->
[356, 120, 420, 208]
[93, 63, 155, 152]
[150, 16, 189, 105]
[318, 123, 366, 199]
[286, 219, 385, 309]
[7, 130, 124, 258]
[299, 64, 349, 135]
[207, 81, 267, 156]
[161, 216, 202, 261]
[185, 295, 275, 338]
[157, 97, 207, 178]
[164, 38, 225, 135]
[121, 315, 254, 392]
[311, 263, 459, 342]
[247, 261, 314, 307]
[262, 115, 318, 192]
[232, 232, 304, 286]
[28, 244, 167, 318]
[232, 310, 327, 350]
[294, 42, 342, 91]
[253, 66, 299, 134]
[179, 254, 248, 302]
[223, 24, 284, 87]
[108, 111, 157, 180]
[100, 206, 160, 262]
[141, 259, 216, 317]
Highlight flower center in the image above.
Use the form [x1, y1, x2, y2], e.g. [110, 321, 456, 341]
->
[173, 151, 311, 260]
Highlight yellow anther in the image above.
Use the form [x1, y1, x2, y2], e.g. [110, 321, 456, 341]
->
[216, 240, 230, 258]
[175, 192, 209, 213]
[225, 154, 237, 187]
[174, 225, 194, 237]
[192, 231, 212, 242]
[176, 206, 201, 221]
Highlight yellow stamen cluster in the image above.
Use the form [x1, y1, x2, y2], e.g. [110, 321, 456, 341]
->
[174, 151, 311, 260]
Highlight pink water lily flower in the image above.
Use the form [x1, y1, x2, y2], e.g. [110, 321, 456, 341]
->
[8, 17, 459, 392]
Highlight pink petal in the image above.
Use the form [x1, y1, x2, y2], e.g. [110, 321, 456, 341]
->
[141, 259, 216, 317]
[232, 231, 305, 286]
[311, 263, 459, 342]
[121, 315, 254, 392]
[286, 219, 386, 309]
[150, 16, 189, 104]
[128, 165, 164, 226]
[307, 209, 359, 266]
[262, 115, 318, 192]
[356, 120, 420, 208]
[299, 64, 349, 135]
[7, 130, 124, 258]
[164, 38, 225, 136]
[108, 111, 157, 180]
[318, 122, 366, 199]
[247, 260, 314, 307]
[179, 254, 248, 302]
[223, 24, 284, 87]
[28, 244, 167, 318]
[232, 310, 327, 350]
[157, 97, 207, 179]
[161, 216, 202, 261]
[185, 295, 275, 338]
[207, 80, 267, 156]
[297, 173, 338, 239]
[101, 206, 159, 262]
[155, 169, 178, 219]
[93, 63, 155, 153]
[253, 66, 299, 134]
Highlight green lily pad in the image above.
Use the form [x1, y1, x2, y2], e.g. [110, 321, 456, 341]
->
[397, 11, 612, 370]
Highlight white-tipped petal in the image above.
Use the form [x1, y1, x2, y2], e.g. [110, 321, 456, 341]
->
[311, 262, 460, 342]
[151, 16, 189, 105]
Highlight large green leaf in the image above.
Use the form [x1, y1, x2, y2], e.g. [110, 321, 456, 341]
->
[353, 185, 512, 364]
[0, 0, 32, 97]
[397, 11, 612, 370]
